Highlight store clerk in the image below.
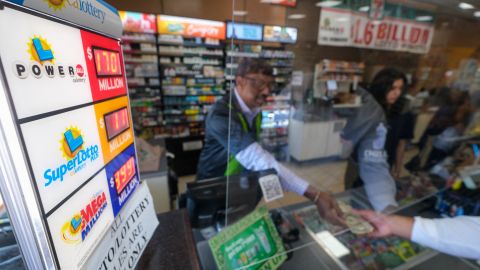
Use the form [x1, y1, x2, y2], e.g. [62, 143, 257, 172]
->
[196, 58, 344, 225]
[341, 68, 407, 211]
[355, 209, 480, 259]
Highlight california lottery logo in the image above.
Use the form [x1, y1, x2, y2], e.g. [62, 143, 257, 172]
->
[61, 191, 108, 244]
[43, 126, 99, 187]
[43, 0, 106, 23]
[12, 35, 86, 83]
[44, 0, 67, 11]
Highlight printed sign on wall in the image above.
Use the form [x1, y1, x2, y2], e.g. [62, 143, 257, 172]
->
[20, 105, 104, 212]
[46, 170, 114, 270]
[318, 7, 434, 54]
[105, 144, 140, 216]
[0, 7, 91, 119]
[119, 11, 157, 33]
[157, 15, 226, 40]
[94, 96, 134, 164]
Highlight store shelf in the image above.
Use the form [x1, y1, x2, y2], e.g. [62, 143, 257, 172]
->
[226, 51, 260, 58]
[160, 62, 223, 67]
[125, 59, 158, 64]
[122, 39, 157, 44]
[123, 50, 158, 55]
[163, 93, 224, 97]
[319, 69, 364, 73]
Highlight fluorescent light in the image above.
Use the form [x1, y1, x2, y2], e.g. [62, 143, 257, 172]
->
[359, 6, 370, 12]
[459, 2, 474, 9]
[416, 15, 433, 21]
[233, 10, 248, 16]
[316, 1, 342, 8]
[288, 14, 306, 19]
[372, 20, 382, 25]
[475, 11, 480, 17]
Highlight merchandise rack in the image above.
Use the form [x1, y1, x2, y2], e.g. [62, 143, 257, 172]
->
[158, 34, 226, 139]
[122, 31, 163, 137]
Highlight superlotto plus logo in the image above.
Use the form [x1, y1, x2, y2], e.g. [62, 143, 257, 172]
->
[61, 191, 108, 245]
[12, 35, 86, 83]
[43, 126, 99, 187]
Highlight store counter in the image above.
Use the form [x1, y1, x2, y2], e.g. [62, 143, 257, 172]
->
[192, 181, 480, 270]
[289, 107, 346, 161]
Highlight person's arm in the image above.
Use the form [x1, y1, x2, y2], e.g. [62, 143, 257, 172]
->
[392, 139, 407, 179]
[236, 142, 344, 225]
[355, 210, 480, 260]
[357, 146, 398, 212]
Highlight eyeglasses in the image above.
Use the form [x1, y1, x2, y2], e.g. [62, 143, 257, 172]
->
[243, 76, 276, 90]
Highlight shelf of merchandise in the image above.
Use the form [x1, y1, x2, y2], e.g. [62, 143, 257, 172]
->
[122, 31, 163, 139]
[158, 34, 226, 139]
[225, 43, 294, 161]
[313, 59, 365, 100]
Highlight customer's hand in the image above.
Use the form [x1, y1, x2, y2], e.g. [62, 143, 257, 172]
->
[352, 209, 392, 237]
[353, 209, 414, 239]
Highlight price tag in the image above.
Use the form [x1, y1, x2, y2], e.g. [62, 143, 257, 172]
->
[259, 174, 284, 202]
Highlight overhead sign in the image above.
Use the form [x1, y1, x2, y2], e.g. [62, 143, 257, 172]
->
[157, 15, 226, 40]
[226, 22, 263, 41]
[119, 11, 157, 33]
[318, 7, 434, 54]
[6, 0, 122, 38]
[263, 25, 297, 43]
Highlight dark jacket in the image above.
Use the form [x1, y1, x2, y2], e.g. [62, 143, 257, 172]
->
[196, 94, 260, 180]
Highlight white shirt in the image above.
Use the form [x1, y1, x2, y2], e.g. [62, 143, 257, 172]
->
[234, 89, 261, 126]
[233, 89, 309, 196]
[412, 216, 480, 259]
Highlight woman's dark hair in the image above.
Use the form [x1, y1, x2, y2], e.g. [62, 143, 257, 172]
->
[368, 67, 407, 113]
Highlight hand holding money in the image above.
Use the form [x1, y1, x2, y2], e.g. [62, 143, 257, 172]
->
[352, 209, 414, 239]
[338, 201, 374, 235]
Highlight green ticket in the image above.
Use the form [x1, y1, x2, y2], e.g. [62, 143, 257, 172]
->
[208, 206, 287, 270]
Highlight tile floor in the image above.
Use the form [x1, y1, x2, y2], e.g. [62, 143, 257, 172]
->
[177, 148, 419, 209]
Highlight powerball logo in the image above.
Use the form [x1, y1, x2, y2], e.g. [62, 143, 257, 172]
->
[61, 191, 108, 245]
[12, 35, 86, 82]
[43, 126, 99, 187]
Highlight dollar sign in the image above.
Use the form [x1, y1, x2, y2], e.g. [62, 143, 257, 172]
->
[87, 47, 92, 61]
[109, 177, 114, 188]
[99, 118, 104, 129]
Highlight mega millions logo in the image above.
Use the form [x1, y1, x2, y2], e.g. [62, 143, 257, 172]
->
[12, 35, 86, 83]
[61, 191, 108, 245]
[43, 126, 100, 187]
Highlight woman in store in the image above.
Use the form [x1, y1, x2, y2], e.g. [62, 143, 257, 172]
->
[341, 67, 407, 211]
